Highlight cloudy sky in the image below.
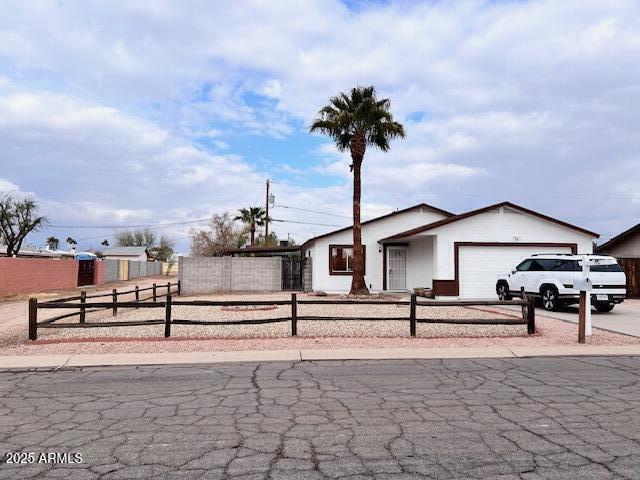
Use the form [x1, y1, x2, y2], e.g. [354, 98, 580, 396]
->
[1, 0, 639, 253]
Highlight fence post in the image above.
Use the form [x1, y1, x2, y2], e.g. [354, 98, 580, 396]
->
[527, 296, 536, 334]
[164, 294, 172, 338]
[520, 287, 527, 319]
[135, 286, 139, 308]
[28, 298, 38, 341]
[578, 291, 586, 343]
[166, 282, 170, 297]
[177, 280, 181, 296]
[112, 288, 118, 317]
[410, 293, 417, 337]
[79, 291, 86, 324]
[291, 293, 297, 336]
[152, 283, 157, 302]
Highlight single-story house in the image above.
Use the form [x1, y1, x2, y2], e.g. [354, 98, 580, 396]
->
[102, 247, 153, 262]
[596, 222, 640, 297]
[0, 245, 75, 258]
[301, 201, 598, 298]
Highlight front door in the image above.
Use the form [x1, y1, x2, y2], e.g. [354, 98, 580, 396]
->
[387, 247, 407, 290]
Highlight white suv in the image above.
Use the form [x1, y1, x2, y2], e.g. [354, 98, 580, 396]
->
[496, 254, 626, 312]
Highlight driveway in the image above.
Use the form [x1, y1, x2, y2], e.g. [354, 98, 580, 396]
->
[501, 298, 640, 338]
[1, 357, 639, 479]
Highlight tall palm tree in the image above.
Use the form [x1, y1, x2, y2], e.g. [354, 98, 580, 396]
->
[310, 86, 405, 295]
[234, 207, 267, 247]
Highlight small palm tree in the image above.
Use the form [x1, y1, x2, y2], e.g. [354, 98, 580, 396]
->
[66, 237, 77, 249]
[101, 239, 109, 248]
[310, 86, 405, 295]
[46, 236, 60, 250]
[234, 207, 266, 247]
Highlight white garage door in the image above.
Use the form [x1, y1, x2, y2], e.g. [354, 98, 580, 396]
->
[458, 245, 573, 299]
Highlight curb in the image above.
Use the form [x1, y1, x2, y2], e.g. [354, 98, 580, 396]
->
[0, 345, 639, 369]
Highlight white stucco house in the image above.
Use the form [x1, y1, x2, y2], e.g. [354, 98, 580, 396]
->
[300, 201, 598, 298]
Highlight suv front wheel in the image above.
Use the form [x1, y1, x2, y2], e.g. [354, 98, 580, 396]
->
[594, 302, 615, 313]
[540, 286, 559, 311]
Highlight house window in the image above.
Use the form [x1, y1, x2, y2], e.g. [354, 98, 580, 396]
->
[329, 245, 366, 275]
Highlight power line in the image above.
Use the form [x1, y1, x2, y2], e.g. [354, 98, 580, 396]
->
[272, 218, 345, 227]
[50, 218, 210, 229]
[274, 204, 352, 219]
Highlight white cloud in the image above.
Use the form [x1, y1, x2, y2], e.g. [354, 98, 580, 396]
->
[0, 0, 639, 248]
[0, 178, 20, 193]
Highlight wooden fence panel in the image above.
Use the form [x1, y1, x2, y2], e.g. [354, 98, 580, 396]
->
[617, 258, 640, 298]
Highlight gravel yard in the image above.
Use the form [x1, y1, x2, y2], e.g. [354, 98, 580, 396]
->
[33, 292, 528, 340]
[0, 292, 636, 356]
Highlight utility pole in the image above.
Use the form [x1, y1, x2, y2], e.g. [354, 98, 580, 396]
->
[265, 178, 270, 242]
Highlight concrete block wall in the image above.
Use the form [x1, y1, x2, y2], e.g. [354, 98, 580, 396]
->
[231, 257, 281, 291]
[179, 256, 282, 294]
[104, 259, 161, 283]
[128, 261, 141, 279]
[104, 259, 119, 283]
[302, 257, 312, 292]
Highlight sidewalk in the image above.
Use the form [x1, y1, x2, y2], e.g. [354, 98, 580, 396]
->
[1, 345, 639, 369]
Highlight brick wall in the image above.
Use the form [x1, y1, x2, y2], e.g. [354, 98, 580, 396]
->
[0, 257, 79, 296]
[179, 256, 282, 294]
[94, 260, 105, 285]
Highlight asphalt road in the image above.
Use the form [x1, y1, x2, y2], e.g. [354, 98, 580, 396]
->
[1, 357, 640, 479]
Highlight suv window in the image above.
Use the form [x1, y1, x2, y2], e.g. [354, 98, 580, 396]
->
[538, 259, 580, 271]
[516, 259, 533, 271]
[591, 263, 622, 272]
[528, 260, 546, 271]
[556, 260, 580, 271]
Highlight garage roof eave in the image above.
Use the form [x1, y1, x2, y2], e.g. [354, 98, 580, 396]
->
[380, 201, 600, 242]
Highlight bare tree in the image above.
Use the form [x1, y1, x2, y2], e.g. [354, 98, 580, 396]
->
[0, 195, 47, 256]
[115, 228, 174, 261]
[191, 212, 248, 256]
[115, 228, 157, 248]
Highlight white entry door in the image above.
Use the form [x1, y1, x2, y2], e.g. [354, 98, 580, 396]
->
[387, 247, 407, 290]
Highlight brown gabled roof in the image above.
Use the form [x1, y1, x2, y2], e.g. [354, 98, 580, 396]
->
[380, 201, 600, 242]
[301, 203, 455, 248]
[596, 222, 640, 252]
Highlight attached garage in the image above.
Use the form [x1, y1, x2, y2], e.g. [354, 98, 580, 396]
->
[458, 244, 574, 299]
[380, 202, 596, 298]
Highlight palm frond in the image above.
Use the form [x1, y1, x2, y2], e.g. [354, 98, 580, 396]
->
[310, 85, 405, 155]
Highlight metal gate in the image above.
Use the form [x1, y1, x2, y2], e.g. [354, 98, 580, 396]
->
[282, 256, 303, 291]
[77, 260, 95, 286]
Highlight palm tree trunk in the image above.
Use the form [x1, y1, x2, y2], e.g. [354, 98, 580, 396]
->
[250, 223, 256, 246]
[350, 147, 369, 295]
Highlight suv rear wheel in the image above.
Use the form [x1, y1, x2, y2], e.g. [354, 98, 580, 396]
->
[540, 286, 559, 311]
[496, 282, 511, 301]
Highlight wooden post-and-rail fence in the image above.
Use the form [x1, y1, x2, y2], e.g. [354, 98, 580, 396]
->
[28, 281, 180, 340]
[28, 285, 535, 341]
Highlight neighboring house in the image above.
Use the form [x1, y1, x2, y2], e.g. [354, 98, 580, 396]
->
[102, 247, 153, 262]
[300, 201, 598, 298]
[0, 245, 75, 258]
[596, 223, 640, 297]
